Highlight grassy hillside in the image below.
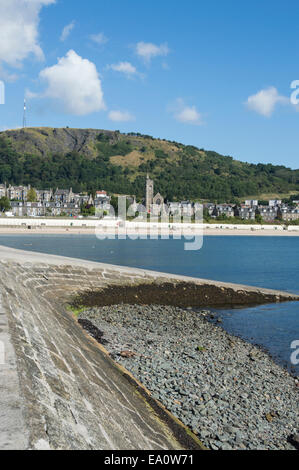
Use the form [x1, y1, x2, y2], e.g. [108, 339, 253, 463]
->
[0, 127, 298, 202]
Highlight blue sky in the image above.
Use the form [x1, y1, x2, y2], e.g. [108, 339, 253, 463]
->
[0, 0, 299, 169]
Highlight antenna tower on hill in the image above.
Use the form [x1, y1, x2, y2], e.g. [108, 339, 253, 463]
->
[23, 99, 27, 128]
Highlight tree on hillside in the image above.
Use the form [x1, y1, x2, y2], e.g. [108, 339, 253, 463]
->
[27, 188, 37, 202]
[0, 134, 299, 202]
[0, 197, 11, 212]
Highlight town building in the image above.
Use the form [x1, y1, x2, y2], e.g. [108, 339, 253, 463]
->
[280, 207, 299, 221]
[151, 193, 166, 216]
[11, 202, 45, 217]
[0, 181, 99, 217]
[269, 199, 282, 208]
[36, 189, 53, 203]
[45, 202, 81, 217]
[245, 200, 258, 208]
[145, 175, 154, 213]
[258, 206, 278, 222]
[54, 188, 75, 204]
[238, 205, 256, 220]
[0, 184, 6, 198]
[7, 184, 30, 201]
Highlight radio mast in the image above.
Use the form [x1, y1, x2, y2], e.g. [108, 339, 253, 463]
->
[23, 99, 27, 128]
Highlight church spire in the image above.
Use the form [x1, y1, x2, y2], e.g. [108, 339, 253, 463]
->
[145, 174, 154, 213]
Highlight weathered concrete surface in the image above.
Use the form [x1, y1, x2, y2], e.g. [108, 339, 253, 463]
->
[0, 245, 298, 450]
[0, 293, 28, 450]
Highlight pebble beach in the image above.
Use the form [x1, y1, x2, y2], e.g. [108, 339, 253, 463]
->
[78, 304, 299, 451]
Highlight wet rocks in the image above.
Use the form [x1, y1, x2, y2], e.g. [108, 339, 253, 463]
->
[77, 319, 108, 345]
[288, 433, 299, 450]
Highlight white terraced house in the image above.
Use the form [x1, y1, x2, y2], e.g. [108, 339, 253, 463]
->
[7, 185, 31, 201]
[0, 184, 6, 198]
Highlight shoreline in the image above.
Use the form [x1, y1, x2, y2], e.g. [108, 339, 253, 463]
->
[0, 226, 298, 237]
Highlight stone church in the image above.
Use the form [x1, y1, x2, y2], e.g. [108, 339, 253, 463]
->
[145, 175, 165, 214]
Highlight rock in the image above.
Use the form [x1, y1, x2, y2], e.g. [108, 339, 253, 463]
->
[223, 425, 239, 434]
[119, 350, 136, 358]
[265, 411, 278, 423]
[288, 433, 299, 450]
[218, 442, 232, 450]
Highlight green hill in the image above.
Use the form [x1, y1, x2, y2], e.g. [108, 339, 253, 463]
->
[0, 127, 298, 202]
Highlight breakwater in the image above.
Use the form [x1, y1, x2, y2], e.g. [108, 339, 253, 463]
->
[0, 245, 298, 450]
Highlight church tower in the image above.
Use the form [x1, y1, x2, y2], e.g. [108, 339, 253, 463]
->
[146, 174, 154, 213]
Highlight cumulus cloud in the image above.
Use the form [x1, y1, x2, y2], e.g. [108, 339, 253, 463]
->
[172, 99, 203, 125]
[0, 0, 55, 67]
[108, 61, 138, 78]
[0, 65, 18, 82]
[245, 87, 288, 117]
[90, 32, 108, 46]
[108, 110, 135, 122]
[38, 50, 105, 115]
[25, 88, 39, 100]
[136, 42, 169, 63]
[176, 107, 203, 125]
[60, 21, 75, 42]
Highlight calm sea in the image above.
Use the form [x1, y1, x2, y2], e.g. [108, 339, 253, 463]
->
[0, 234, 298, 374]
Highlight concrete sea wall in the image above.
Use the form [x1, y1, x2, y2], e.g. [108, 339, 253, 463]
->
[0, 246, 298, 450]
[0, 218, 299, 232]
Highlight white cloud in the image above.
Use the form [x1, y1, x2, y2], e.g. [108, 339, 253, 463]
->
[136, 42, 169, 63]
[60, 21, 75, 42]
[90, 32, 108, 46]
[245, 87, 288, 117]
[176, 107, 203, 125]
[108, 61, 138, 78]
[0, 65, 18, 82]
[0, 0, 56, 67]
[172, 99, 203, 125]
[25, 88, 39, 99]
[38, 50, 105, 115]
[108, 110, 135, 122]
